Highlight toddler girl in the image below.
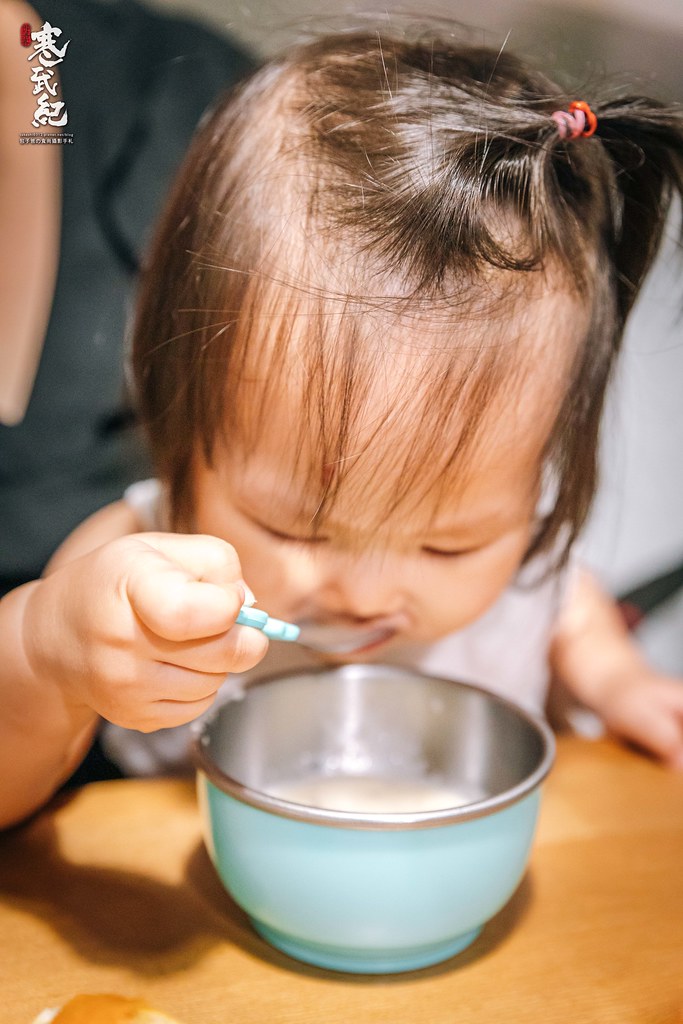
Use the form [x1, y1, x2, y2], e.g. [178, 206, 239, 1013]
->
[2, 28, 683, 825]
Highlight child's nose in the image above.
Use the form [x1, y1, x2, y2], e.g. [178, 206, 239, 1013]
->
[314, 550, 407, 620]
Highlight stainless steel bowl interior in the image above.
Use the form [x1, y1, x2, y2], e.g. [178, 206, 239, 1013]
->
[194, 664, 555, 828]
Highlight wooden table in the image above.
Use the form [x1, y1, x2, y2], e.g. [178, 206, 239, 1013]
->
[1, 737, 681, 1024]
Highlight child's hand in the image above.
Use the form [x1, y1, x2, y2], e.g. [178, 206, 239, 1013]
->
[550, 567, 683, 769]
[22, 533, 268, 732]
[598, 669, 683, 770]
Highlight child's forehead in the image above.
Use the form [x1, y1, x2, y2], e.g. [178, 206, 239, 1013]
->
[220, 277, 584, 534]
[233, 269, 584, 437]
[222, 399, 544, 542]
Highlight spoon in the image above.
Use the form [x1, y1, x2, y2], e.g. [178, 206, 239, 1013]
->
[235, 606, 394, 655]
[295, 622, 395, 655]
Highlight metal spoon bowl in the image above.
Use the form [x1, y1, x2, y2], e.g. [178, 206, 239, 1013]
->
[295, 622, 396, 655]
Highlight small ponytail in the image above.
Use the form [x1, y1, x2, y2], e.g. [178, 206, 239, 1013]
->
[587, 97, 683, 323]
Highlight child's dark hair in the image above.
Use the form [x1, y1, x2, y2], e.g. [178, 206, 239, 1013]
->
[132, 28, 683, 566]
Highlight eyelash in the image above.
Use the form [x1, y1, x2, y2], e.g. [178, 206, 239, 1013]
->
[260, 524, 327, 545]
[421, 546, 470, 559]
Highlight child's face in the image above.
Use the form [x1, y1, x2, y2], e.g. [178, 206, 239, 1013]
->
[190, 288, 582, 660]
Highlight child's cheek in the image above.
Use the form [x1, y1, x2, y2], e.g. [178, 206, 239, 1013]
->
[419, 541, 529, 638]
[235, 539, 315, 619]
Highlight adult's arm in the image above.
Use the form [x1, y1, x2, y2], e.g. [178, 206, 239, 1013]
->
[0, 0, 61, 425]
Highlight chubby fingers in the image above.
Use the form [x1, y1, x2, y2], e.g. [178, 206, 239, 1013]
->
[651, 683, 683, 770]
[139, 622, 269, 676]
[102, 661, 226, 732]
[125, 533, 249, 642]
[626, 704, 683, 764]
[606, 678, 683, 769]
[90, 647, 259, 733]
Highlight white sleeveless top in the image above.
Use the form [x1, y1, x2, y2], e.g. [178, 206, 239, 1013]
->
[101, 479, 576, 775]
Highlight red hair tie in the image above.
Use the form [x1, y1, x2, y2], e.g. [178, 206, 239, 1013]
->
[551, 100, 598, 140]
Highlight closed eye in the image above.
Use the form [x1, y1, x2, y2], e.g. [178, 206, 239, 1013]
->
[421, 545, 477, 558]
[256, 520, 328, 545]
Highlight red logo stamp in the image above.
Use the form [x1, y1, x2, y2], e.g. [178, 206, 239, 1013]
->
[20, 22, 33, 47]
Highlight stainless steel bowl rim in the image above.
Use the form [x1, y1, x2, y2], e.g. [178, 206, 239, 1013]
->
[192, 664, 556, 831]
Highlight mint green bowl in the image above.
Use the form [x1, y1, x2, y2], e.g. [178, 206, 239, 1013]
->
[193, 665, 554, 974]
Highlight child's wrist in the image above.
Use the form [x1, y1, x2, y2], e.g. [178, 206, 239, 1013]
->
[13, 579, 95, 725]
[5, 579, 45, 682]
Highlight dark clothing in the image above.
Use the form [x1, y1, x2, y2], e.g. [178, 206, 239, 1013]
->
[0, 0, 255, 592]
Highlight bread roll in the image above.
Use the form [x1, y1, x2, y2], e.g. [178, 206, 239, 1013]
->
[33, 994, 183, 1023]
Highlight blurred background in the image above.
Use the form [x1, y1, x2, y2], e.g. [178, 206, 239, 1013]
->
[141, 0, 683, 670]
[142, 0, 683, 99]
